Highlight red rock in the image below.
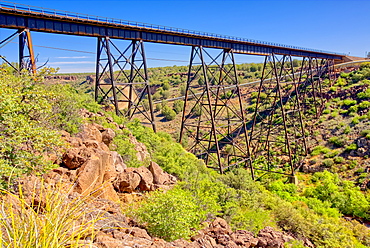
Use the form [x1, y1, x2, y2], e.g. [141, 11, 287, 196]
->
[114, 168, 141, 193]
[149, 161, 167, 185]
[94, 232, 124, 248]
[62, 148, 87, 169]
[125, 227, 151, 239]
[135, 166, 154, 191]
[102, 128, 115, 146]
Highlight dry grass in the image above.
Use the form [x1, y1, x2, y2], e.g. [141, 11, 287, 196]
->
[0, 180, 102, 248]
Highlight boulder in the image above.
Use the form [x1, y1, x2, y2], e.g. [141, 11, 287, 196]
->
[62, 148, 87, 169]
[149, 161, 167, 185]
[125, 227, 151, 240]
[231, 230, 258, 247]
[111, 151, 126, 173]
[94, 232, 124, 248]
[74, 149, 119, 201]
[114, 168, 141, 193]
[135, 166, 154, 191]
[257, 226, 294, 248]
[79, 124, 102, 143]
[102, 128, 115, 147]
[128, 134, 150, 162]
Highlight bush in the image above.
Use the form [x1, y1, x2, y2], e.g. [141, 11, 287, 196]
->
[333, 156, 345, 164]
[345, 143, 358, 151]
[358, 101, 370, 109]
[161, 105, 176, 120]
[360, 130, 370, 139]
[324, 150, 340, 158]
[329, 136, 347, 147]
[0, 71, 67, 187]
[342, 99, 357, 106]
[131, 186, 202, 241]
[335, 77, 347, 86]
[173, 100, 184, 114]
[311, 146, 331, 156]
[191, 104, 202, 117]
[322, 158, 334, 167]
[357, 88, 370, 99]
[162, 82, 170, 91]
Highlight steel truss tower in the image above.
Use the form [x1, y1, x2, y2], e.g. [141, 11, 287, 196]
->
[0, 29, 36, 74]
[95, 37, 156, 131]
[248, 54, 335, 178]
[180, 46, 253, 175]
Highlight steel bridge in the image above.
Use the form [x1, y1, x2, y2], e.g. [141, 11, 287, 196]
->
[0, 2, 350, 179]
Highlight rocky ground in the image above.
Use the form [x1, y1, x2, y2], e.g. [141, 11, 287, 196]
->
[8, 110, 313, 248]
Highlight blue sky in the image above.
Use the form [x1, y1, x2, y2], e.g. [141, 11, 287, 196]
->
[0, 0, 369, 73]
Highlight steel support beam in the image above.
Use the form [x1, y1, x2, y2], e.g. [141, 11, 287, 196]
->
[0, 29, 36, 73]
[19, 29, 36, 74]
[180, 46, 253, 175]
[95, 37, 156, 131]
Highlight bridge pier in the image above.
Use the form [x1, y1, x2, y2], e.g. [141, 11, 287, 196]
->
[0, 29, 36, 74]
[95, 38, 156, 131]
[249, 54, 334, 178]
[180, 46, 253, 175]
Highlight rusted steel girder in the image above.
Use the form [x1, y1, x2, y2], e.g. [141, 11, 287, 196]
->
[180, 46, 253, 175]
[0, 29, 36, 73]
[19, 29, 36, 74]
[95, 37, 156, 131]
[248, 54, 334, 179]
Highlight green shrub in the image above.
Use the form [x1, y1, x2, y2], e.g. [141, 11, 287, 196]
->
[191, 104, 202, 117]
[322, 158, 334, 167]
[348, 105, 358, 113]
[161, 105, 176, 120]
[357, 88, 370, 99]
[132, 186, 202, 241]
[333, 156, 345, 164]
[358, 100, 370, 109]
[304, 171, 370, 220]
[360, 130, 370, 139]
[342, 99, 357, 106]
[322, 109, 330, 114]
[352, 116, 360, 124]
[324, 150, 340, 158]
[329, 136, 347, 147]
[343, 126, 351, 134]
[335, 77, 347, 86]
[340, 72, 350, 78]
[0, 71, 68, 187]
[231, 207, 273, 235]
[311, 145, 331, 156]
[345, 143, 358, 151]
[162, 82, 170, 91]
[348, 160, 358, 169]
[161, 90, 171, 99]
[173, 100, 184, 114]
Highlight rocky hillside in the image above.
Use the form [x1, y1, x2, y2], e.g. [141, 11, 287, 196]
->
[9, 110, 309, 248]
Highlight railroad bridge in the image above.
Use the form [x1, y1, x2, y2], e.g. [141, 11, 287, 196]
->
[0, 2, 357, 179]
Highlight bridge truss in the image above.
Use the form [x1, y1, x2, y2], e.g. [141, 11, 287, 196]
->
[0, 1, 341, 179]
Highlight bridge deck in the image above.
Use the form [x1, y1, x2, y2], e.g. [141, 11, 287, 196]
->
[0, 1, 345, 60]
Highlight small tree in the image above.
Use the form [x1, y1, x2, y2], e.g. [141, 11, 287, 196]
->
[162, 105, 176, 121]
[173, 100, 184, 114]
[162, 82, 170, 91]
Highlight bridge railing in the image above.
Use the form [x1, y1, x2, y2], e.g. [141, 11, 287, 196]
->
[0, 1, 346, 56]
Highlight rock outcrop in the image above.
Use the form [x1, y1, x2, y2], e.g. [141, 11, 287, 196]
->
[58, 122, 177, 201]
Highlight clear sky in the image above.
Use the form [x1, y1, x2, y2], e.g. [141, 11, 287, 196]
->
[0, 0, 368, 73]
